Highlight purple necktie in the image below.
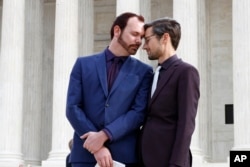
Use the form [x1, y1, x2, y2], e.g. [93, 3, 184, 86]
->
[108, 57, 121, 91]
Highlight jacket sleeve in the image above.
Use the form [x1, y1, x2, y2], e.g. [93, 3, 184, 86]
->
[66, 58, 98, 137]
[169, 65, 200, 166]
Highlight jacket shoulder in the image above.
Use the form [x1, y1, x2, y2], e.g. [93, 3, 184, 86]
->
[177, 59, 198, 72]
[129, 56, 152, 70]
[77, 51, 104, 61]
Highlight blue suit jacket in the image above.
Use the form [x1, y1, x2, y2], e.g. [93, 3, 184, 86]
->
[66, 50, 153, 164]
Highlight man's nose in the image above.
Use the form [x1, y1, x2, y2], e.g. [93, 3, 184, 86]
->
[135, 37, 142, 44]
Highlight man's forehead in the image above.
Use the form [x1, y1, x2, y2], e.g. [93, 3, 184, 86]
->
[145, 27, 153, 35]
[127, 17, 144, 26]
[126, 18, 144, 32]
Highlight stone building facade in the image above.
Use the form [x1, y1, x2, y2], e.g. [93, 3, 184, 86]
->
[0, 0, 249, 167]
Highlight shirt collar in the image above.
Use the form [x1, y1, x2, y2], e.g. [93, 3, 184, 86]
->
[159, 54, 179, 70]
[105, 47, 128, 62]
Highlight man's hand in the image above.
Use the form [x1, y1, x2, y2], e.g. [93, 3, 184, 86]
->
[94, 147, 113, 167]
[81, 131, 109, 154]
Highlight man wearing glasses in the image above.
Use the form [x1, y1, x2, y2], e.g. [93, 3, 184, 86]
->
[140, 18, 200, 167]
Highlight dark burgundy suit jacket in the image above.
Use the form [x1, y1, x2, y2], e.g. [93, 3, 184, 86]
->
[140, 56, 200, 167]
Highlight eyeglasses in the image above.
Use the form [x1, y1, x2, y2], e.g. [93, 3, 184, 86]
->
[144, 34, 156, 44]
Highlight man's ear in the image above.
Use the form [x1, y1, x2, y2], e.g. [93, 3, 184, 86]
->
[162, 33, 170, 44]
[113, 25, 121, 37]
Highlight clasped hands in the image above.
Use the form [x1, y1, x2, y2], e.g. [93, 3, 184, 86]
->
[81, 131, 113, 167]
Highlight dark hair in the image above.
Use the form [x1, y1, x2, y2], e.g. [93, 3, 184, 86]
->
[144, 17, 181, 50]
[110, 12, 144, 39]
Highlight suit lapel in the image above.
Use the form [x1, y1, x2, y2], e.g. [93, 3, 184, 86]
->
[149, 59, 181, 106]
[95, 52, 109, 97]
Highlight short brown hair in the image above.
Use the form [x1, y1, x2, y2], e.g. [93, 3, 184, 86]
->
[144, 17, 181, 50]
[110, 12, 144, 39]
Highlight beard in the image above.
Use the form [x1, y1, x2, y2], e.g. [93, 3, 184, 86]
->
[117, 33, 141, 55]
[146, 47, 161, 60]
[148, 54, 158, 60]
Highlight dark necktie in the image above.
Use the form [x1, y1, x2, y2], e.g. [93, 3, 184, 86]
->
[108, 57, 121, 91]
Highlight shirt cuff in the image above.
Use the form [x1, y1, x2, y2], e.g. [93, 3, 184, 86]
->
[102, 128, 113, 142]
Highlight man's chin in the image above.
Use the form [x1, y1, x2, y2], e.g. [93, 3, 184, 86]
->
[148, 56, 157, 60]
[129, 49, 138, 55]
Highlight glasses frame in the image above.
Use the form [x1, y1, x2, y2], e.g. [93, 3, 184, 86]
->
[144, 34, 156, 45]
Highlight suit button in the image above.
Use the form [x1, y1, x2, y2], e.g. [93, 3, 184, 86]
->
[105, 103, 109, 107]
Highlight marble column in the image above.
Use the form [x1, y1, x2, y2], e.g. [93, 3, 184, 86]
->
[197, 0, 212, 162]
[232, 0, 250, 150]
[78, 0, 94, 56]
[40, 1, 56, 162]
[22, 0, 44, 166]
[173, 0, 203, 165]
[0, 0, 25, 166]
[42, 0, 78, 166]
